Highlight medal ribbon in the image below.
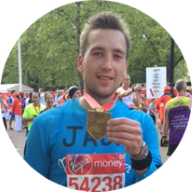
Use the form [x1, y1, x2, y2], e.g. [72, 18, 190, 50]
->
[83, 91, 118, 112]
[33, 104, 40, 115]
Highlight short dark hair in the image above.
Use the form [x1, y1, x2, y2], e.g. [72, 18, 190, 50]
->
[32, 92, 40, 98]
[175, 79, 187, 93]
[80, 12, 130, 60]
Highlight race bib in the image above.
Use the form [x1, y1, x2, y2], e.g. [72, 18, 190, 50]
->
[66, 153, 125, 191]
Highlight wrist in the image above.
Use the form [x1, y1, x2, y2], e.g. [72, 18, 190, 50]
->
[131, 141, 148, 161]
[130, 141, 152, 171]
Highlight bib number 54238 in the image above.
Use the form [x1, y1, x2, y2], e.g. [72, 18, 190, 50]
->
[68, 174, 124, 191]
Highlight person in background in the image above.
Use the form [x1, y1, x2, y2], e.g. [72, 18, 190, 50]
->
[116, 73, 142, 109]
[12, 92, 22, 132]
[5, 94, 10, 122]
[148, 98, 156, 123]
[25, 92, 30, 107]
[0, 93, 9, 130]
[67, 86, 82, 100]
[155, 86, 172, 135]
[39, 88, 46, 106]
[140, 94, 148, 113]
[57, 88, 68, 106]
[162, 79, 191, 156]
[8, 90, 15, 130]
[22, 92, 45, 135]
[20, 92, 26, 114]
[185, 87, 191, 98]
[40, 92, 55, 113]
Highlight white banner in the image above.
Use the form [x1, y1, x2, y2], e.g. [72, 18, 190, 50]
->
[146, 67, 167, 99]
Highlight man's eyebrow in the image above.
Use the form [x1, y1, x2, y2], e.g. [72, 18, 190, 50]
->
[90, 46, 105, 52]
[91, 47, 125, 55]
[113, 49, 125, 55]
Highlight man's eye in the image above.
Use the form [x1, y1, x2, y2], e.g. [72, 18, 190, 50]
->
[93, 52, 102, 56]
[114, 55, 122, 59]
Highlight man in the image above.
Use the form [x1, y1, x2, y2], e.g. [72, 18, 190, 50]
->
[185, 87, 191, 98]
[155, 86, 172, 135]
[24, 12, 162, 189]
[22, 92, 45, 134]
[0, 93, 9, 130]
[39, 88, 46, 106]
[162, 79, 191, 156]
[116, 74, 142, 109]
[67, 86, 82, 100]
[8, 90, 15, 130]
[12, 92, 22, 132]
[148, 98, 156, 123]
[57, 88, 68, 106]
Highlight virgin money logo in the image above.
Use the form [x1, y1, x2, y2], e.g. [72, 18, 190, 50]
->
[67, 155, 92, 175]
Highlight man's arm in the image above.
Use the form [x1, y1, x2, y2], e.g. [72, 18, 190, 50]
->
[117, 84, 141, 99]
[133, 91, 140, 107]
[0, 99, 8, 109]
[117, 88, 133, 97]
[106, 114, 162, 176]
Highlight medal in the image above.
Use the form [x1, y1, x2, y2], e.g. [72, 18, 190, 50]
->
[84, 92, 118, 141]
[87, 108, 111, 141]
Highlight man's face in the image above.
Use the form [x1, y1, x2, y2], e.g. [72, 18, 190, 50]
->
[77, 29, 127, 99]
[32, 93, 40, 105]
[122, 75, 131, 88]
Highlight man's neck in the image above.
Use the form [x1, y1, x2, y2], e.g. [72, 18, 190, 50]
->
[79, 92, 115, 110]
[122, 84, 129, 90]
[177, 91, 185, 97]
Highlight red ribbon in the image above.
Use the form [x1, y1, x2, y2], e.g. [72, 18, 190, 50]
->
[83, 91, 118, 112]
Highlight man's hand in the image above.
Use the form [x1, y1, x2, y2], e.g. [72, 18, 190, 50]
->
[106, 118, 143, 156]
[133, 84, 142, 91]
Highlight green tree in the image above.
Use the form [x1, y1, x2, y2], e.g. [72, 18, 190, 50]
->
[1, 0, 190, 90]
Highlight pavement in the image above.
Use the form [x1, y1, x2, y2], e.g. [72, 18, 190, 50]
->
[6, 122, 169, 163]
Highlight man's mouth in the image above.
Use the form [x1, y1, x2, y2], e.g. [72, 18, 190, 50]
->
[97, 76, 113, 81]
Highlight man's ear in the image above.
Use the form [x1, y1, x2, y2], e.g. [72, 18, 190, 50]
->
[77, 54, 83, 73]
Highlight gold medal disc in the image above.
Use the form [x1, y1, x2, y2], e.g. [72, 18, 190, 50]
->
[87, 109, 111, 141]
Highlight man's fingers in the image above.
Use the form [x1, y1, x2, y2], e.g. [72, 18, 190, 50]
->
[106, 131, 141, 141]
[106, 124, 142, 135]
[107, 118, 140, 127]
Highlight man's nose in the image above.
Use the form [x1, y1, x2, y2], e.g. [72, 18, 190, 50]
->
[102, 54, 113, 70]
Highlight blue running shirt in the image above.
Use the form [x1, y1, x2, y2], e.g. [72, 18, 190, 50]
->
[24, 99, 162, 187]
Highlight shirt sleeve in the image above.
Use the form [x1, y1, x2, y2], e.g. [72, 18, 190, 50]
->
[129, 111, 162, 182]
[24, 116, 50, 178]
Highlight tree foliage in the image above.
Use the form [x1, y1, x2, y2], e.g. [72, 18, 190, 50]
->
[1, 0, 190, 90]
